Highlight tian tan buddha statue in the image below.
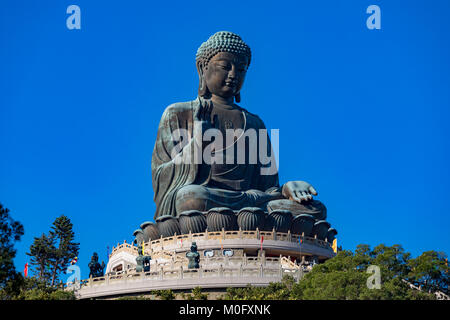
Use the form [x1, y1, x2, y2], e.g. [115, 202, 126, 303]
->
[136, 31, 332, 241]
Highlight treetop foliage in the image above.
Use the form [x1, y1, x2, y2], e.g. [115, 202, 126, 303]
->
[0, 203, 24, 290]
[223, 244, 448, 300]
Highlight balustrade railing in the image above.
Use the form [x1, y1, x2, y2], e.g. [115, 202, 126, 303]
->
[109, 228, 333, 259]
[76, 262, 306, 290]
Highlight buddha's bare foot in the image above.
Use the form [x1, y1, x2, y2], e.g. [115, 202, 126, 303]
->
[266, 198, 327, 221]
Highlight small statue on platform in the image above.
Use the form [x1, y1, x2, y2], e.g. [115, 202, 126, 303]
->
[136, 245, 151, 272]
[186, 242, 200, 269]
[88, 252, 105, 278]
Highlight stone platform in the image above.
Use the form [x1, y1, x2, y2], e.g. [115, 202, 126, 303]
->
[72, 229, 335, 299]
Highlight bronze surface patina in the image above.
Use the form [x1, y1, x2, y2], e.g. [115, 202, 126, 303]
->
[186, 242, 200, 269]
[138, 31, 330, 239]
[135, 246, 151, 273]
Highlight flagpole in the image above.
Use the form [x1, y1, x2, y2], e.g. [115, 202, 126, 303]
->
[299, 236, 302, 265]
[260, 235, 264, 257]
[24, 262, 28, 278]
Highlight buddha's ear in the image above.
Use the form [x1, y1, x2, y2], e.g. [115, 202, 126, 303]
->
[196, 60, 210, 98]
[235, 93, 241, 103]
[196, 60, 204, 78]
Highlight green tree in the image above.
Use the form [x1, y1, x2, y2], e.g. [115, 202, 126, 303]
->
[27, 233, 55, 283]
[0, 203, 25, 298]
[294, 247, 433, 300]
[152, 289, 176, 300]
[370, 244, 411, 279]
[407, 251, 449, 295]
[48, 215, 80, 286]
[26, 215, 79, 286]
[183, 286, 208, 300]
[223, 276, 295, 300]
[1, 208, 80, 300]
[224, 244, 443, 300]
[13, 276, 75, 300]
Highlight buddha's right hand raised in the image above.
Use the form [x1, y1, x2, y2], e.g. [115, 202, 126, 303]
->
[193, 100, 214, 146]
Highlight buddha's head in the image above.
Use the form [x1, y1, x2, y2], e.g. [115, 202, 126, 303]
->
[196, 31, 251, 103]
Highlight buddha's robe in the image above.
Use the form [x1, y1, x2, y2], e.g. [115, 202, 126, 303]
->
[152, 97, 327, 220]
[151, 97, 281, 219]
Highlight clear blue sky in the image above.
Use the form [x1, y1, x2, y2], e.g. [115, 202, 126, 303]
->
[1, 0, 449, 281]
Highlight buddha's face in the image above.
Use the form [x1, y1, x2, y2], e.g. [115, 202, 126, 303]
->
[203, 52, 248, 101]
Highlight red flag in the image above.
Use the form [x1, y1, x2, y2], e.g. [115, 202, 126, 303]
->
[24, 263, 28, 277]
[260, 236, 264, 252]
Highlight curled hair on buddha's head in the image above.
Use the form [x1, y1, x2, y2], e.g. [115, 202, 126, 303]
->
[196, 31, 251, 102]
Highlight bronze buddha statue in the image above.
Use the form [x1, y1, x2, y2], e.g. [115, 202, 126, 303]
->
[139, 31, 329, 240]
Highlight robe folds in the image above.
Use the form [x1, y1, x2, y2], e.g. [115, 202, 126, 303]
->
[151, 96, 281, 219]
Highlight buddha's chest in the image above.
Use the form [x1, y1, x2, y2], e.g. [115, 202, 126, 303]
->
[210, 107, 245, 133]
